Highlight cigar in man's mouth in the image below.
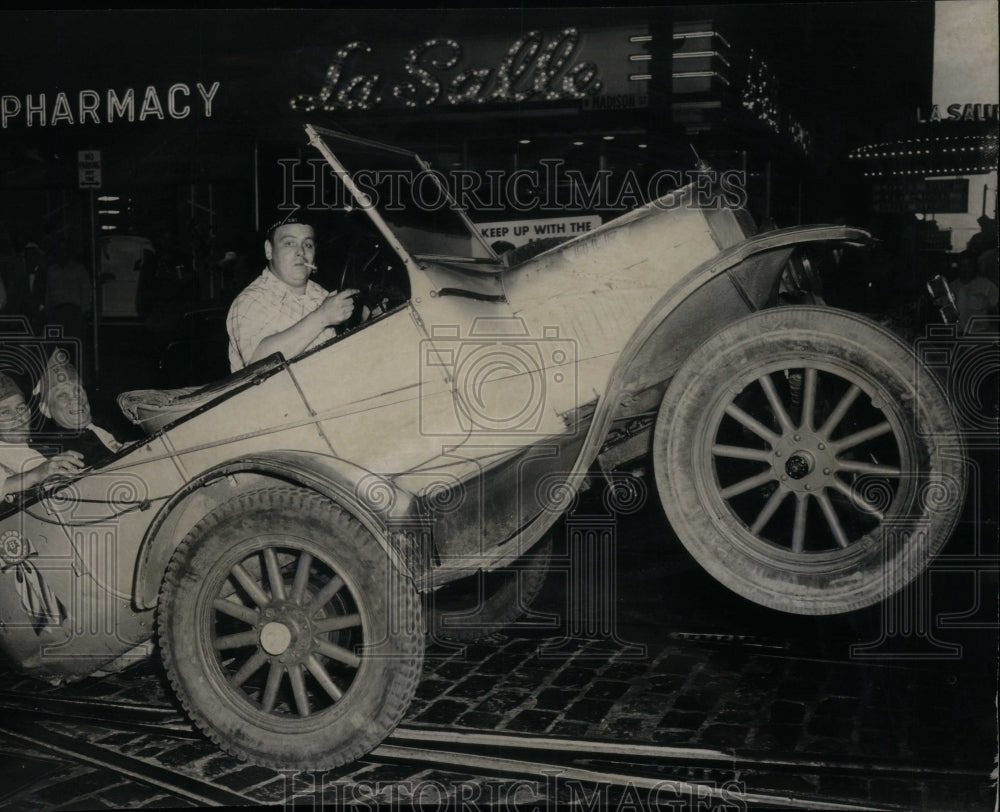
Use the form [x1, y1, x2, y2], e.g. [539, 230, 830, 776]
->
[303, 262, 317, 270]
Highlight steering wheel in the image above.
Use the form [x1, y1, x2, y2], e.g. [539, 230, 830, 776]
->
[337, 241, 408, 329]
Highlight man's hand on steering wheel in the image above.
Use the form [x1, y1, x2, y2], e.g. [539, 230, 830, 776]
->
[338, 244, 407, 328]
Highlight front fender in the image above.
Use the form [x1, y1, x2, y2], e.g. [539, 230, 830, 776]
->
[478, 225, 872, 556]
[133, 450, 424, 609]
[588, 224, 873, 459]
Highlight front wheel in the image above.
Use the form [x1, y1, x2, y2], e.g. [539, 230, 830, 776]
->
[653, 306, 965, 615]
[158, 487, 424, 770]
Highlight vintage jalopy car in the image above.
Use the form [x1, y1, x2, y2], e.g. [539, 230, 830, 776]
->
[0, 125, 964, 769]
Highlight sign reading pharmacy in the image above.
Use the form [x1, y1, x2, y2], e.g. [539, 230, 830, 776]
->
[78, 150, 102, 189]
[1, 81, 221, 129]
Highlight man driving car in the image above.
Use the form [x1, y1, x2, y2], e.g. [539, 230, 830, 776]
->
[226, 214, 358, 371]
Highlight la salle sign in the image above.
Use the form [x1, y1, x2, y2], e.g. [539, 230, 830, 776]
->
[289, 28, 603, 113]
[916, 103, 999, 122]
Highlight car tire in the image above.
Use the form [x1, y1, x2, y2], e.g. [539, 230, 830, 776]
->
[427, 534, 554, 643]
[652, 306, 965, 615]
[158, 486, 423, 769]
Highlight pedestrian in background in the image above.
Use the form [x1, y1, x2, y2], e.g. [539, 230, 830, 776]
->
[41, 240, 92, 343]
[951, 250, 999, 334]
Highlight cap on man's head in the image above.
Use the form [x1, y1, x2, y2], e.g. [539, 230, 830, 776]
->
[0, 371, 24, 403]
[263, 208, 313, 243]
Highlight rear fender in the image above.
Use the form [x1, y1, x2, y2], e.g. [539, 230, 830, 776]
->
[133, 451, 423, 609]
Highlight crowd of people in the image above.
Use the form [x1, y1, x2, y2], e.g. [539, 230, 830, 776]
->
[0, 237, 93, 346]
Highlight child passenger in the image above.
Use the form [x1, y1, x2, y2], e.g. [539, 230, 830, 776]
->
[0, 371, 83, 500]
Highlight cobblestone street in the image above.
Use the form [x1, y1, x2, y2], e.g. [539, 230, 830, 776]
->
[1, 486, 995, 811]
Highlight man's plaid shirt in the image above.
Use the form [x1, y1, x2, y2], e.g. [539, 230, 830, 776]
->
[226, 268, 337, 371]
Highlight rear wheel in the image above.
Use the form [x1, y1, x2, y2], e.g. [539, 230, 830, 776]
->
[158, 486, 423, 769]
[653, 306, 965, 615]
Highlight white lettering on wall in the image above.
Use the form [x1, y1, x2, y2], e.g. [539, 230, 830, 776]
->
[0, 81, 222, 128]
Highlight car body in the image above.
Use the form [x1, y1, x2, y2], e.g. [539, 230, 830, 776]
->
[0, 125, 964, 769]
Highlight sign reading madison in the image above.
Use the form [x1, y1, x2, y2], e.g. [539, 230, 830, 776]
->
[290, 28, 602, 112]
[1, 82, 221, 129]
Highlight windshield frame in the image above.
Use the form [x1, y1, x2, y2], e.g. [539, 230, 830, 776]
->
[305, 124, 501, 266]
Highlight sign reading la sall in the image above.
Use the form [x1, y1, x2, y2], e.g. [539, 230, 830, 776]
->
[916, 103, 999, 122]
[289, 28, 603, 113]
[1, 82, 221, 129]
